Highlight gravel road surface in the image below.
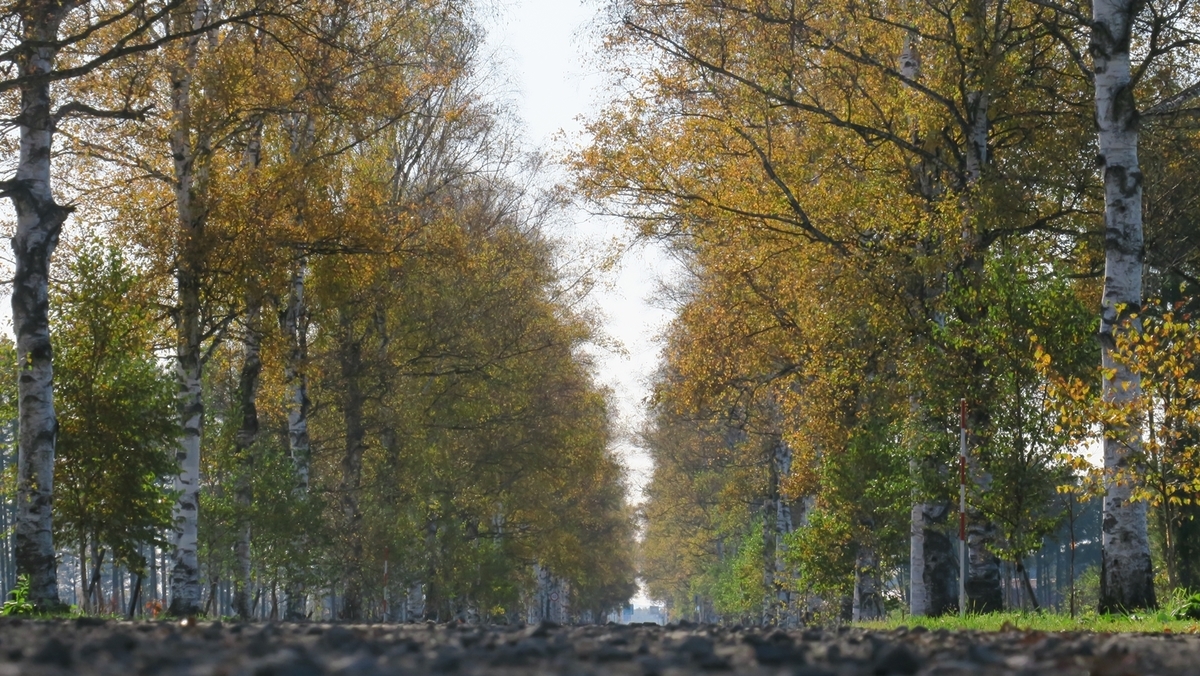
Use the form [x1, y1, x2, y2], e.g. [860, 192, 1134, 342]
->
[0, 617, 1196, 675]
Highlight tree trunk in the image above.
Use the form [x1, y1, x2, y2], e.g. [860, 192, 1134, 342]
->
[1016, 560, 1040, 611]
[283, 261, 311, 494]
[128, 572, 143, 619]
[280, 111, 313, 620]
[337, 309, 367, 620]
[79, 540, 88, 614]
[1093, 0, 1156, 614]
[148, 545, 158, 603]
[763, 433, 794, 626]
[281, 259, 311, 621]
[966, 515, 1003, 612]
[233, 296, 263, 620]
[168, 2, 211, 618]
[6, 5, 71, 614]
[87, 547, 105, 613]
[912, 504, 958, 615]
[910, 503, 928, 616]
[852, 541, 884, 621]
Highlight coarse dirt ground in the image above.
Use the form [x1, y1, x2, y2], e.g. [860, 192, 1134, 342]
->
[0, 617, 1196, 675]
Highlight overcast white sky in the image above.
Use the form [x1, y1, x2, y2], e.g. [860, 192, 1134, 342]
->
[481, 0, 680, 506]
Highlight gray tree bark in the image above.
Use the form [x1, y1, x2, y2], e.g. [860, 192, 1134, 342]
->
[852, 540, 884, 621]
[281, 261, 311, 621]
[959, 0, 1004, 612]
[168, 0, 211, 617]
[762, 432, 794, 626]
[911, 504, 959, 616]
[5, 2, 73, 613]
[1092, 0, 1156, 613]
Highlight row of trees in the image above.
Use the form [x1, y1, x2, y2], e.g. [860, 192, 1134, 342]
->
[1, 0, 636, 620]
[577, 0, 1200, 620]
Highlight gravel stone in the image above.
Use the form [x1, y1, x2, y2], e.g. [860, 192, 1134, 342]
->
[2, 619, 1200, 675]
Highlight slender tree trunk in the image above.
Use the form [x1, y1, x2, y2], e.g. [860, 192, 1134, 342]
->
[168, 3, 211, 617]
[1016, 560, 1040, 611]
[148, 545, 158, 603]
[281, 259, 311, 620]
[78, 540, 87, 614]
[6, 6, 71, 614]
[87, 547, 105, 612]
[761, 431, 793, 626]
[279, 108, 316, 620]
[772, 436, 794, 625]
[898, 19, 963, 618]
[1093, 0, 1156, 614]
[283, 262, 311, 494]
[114, 564, 124, 614]
[337, 309, 367, 620]
[233, 296, 263, 620]
[128, 572, 143, 619]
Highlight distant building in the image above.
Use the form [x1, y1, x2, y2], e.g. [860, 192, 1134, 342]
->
[617, 605, 664, 625]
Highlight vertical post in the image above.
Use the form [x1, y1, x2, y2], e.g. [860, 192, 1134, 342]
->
[959, 398, 968, 617]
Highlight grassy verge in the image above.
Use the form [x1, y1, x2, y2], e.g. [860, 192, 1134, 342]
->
[858, 610, 1200, 634]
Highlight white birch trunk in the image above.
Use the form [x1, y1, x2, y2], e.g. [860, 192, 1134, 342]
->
[852, 542, 884, 621]
[280, 113, 312, 620]
[168, 1, 210, 617]
[770, 435, 794, 625]
[960, 2, 1005, 611]
[909, 502, 927, 615]
[283, 263, 311, 495]
[1093, 0, 1156, 612]
[6, 7, 68, 611]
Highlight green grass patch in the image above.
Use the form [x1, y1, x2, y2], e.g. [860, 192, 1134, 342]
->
[859, 610, 1200, 634]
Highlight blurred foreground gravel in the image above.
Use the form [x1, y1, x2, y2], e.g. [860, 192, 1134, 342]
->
[0, 617, 1197, 675]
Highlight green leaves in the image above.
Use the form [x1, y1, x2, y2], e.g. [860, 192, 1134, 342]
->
[51, 239, 179, 573]
[1, 576, 35, 617]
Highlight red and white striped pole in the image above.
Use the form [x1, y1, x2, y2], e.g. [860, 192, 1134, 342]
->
[959, 398, 967, 618]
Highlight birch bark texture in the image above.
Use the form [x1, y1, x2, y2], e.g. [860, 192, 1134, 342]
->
[4, 0, 77, 612]
[1092, 0, 1156, 613]
[281, 259, 311, 620]
[168, 0, 212, 617]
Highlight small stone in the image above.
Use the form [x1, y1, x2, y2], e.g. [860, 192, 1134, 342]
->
[31, 638, 73, 668]
[677, 635, 714, 657]
[431, 646, 463, 672]
[873, 645, 920, 675]
[967, 644, 1004, 664]
[318, 626, 360, 651]
[523, 620, 559, 638]
[754, 642, 806, 665]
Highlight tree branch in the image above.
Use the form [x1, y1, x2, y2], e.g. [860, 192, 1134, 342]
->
[52, 101, 154, 125]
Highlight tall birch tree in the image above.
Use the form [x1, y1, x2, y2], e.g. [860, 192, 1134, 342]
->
[0, 0, 273, 611]
[1092, 0, 1156, 612]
